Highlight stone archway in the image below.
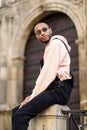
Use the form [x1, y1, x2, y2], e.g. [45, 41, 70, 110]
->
[8, 1, 83, 60]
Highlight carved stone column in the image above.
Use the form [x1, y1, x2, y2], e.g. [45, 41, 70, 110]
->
[7, 56, 25, 107]
[84, 0, 87, 61]
[76, 39, 87, 109]
[0, 16, 8, 105]
[0, 16, 8, 51]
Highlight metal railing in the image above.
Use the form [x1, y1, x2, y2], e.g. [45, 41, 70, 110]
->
[62, 109, 87, 130]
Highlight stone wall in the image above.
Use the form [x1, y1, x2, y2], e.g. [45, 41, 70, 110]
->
[0, 0, 87, 130]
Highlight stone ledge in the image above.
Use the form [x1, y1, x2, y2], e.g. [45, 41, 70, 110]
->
[29, 104, 70, 130]
[38, 104, 70, 116]
[0, 104, 11, 112]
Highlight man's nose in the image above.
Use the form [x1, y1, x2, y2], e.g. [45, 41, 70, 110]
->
[41, 31, 45, 35]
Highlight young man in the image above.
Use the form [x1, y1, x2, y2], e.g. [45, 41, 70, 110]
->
[12, 22, 73, 130]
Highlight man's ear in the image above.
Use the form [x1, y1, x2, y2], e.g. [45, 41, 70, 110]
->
[50, 28, 52, 35]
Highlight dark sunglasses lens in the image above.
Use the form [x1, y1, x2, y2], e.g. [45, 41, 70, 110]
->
[36, 27, 48, 35]
[36, 30, 41, 35]
[42, 28, 48, 32]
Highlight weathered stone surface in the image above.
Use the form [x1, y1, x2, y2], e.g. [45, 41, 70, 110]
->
[29, 104, 70, 130]
[0, 0, 87, 130]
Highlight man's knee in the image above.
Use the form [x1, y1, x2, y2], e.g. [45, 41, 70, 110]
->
[12, 108, 25, 122]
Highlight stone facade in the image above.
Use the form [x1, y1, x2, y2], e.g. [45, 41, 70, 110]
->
[0, 0, 87, 130]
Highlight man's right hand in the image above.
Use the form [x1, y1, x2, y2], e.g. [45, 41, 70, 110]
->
[19, 96, 30, 108]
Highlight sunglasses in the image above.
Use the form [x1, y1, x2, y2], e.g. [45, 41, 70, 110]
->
[35, 27, 49, 36]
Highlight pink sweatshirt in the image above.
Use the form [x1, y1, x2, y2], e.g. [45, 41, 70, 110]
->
[30, 35, 71, 100]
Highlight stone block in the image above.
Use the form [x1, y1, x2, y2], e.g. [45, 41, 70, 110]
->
[0, 111, 11, 130]
[29, 104, 70, 130]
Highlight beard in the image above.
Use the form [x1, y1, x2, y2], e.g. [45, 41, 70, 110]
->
[39, 39, 50, 44]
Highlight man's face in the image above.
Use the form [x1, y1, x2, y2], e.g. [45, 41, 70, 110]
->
[34, 23, 52, 44]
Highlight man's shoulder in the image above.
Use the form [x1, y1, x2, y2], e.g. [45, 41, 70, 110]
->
[51, 35, 67, 42]
[50, 35, 65, 47]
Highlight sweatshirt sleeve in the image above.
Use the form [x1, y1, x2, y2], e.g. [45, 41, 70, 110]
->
[30, 41, 60, 100]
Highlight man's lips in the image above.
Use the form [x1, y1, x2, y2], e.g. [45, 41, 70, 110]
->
[41, 36, 48, 40]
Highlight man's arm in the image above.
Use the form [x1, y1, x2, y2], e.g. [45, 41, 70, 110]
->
[30, 41, 60, 100]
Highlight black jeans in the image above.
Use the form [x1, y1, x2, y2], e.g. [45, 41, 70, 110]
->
[12, 77, 73, 130]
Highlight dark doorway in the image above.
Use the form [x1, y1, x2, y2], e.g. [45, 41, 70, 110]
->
[23, 12, 80, 110]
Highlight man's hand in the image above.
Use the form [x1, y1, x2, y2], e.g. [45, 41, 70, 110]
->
[19, 96, 30, 108]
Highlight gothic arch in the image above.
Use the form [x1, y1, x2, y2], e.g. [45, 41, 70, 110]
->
[9, 1, 83, 60]
[7, 1, 84, 107]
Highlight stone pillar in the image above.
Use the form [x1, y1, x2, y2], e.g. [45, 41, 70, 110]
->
[0, 110, 11, 130]
[0, 16, 8, 104]
[7, 57, 24, 107]
[29, 105, 70, 130]
[0, 54, 7, 104]
[76, 39, 87, 109]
